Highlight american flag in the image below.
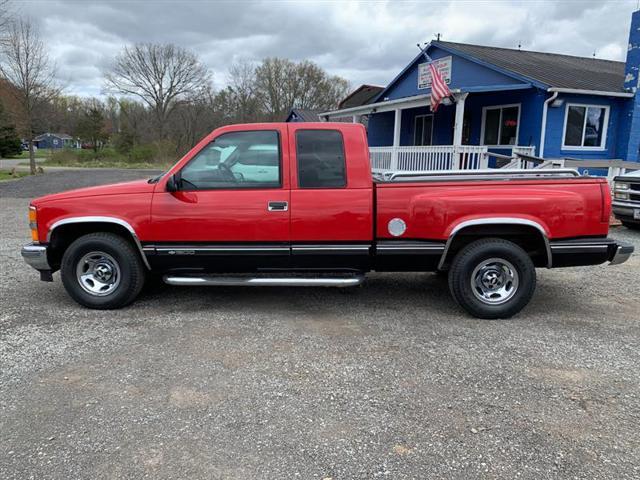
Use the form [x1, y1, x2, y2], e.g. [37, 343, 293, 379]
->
[418, 43, 452, 112]
[428, 61, 451, 112]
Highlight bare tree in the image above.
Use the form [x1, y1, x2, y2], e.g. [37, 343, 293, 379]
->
[253, 57, 350, 121]
[104, 43, 211, 139]
[76, 98, 108, 153]
[0, 18, 59, 174]
[173, 86, 219, 154]
[253, 58, 291, 121]
[293, 60, 350, 111]
[226, 60, 261, 122]
[0, 0, 12, 41]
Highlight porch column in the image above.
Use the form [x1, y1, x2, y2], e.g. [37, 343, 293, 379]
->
[391, 108, 402, 170]
[452, 93, 468, 169]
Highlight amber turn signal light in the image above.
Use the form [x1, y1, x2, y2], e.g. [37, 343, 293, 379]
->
[29, 206, 39, 242]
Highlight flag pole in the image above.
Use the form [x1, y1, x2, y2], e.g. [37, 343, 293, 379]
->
[416, 43, 433, 63]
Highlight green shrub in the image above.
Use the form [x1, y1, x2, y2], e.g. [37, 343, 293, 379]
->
[50, 148, 80, 165]
[152, 140, 178, 164]
[129, 145, 155, 163]
[46, 144, 173, 168]
[0, 125, 22, 157]
[114, 131, 135, 156]
[76, 149, 96, 162]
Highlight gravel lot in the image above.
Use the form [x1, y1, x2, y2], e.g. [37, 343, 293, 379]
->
[1, 170, 639, 479]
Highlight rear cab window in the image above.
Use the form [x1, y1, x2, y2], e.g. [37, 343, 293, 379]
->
[295, 130, 346, 188]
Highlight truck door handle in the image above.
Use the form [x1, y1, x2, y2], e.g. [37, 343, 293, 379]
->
[268, 201, 288, 212]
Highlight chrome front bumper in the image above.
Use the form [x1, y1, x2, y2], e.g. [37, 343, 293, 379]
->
[612, 200, 640, 224]
[21, 243, 50, 271]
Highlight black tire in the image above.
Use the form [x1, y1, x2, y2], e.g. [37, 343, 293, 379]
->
[60, 232, 146, 309]
[621, 221, 640, 231]
[448, 238, 536, 319]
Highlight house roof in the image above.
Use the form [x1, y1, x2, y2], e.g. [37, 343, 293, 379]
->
[34, 132, 74, 141]
[339, 84, 385, 109]
[286, 108, 321, 122]
[433, 41, 626, 93]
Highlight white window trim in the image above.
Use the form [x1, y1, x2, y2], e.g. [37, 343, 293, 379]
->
[480, 103, 521, 147]
[414, 114, 434, 146]
[561, 103, 610, 151]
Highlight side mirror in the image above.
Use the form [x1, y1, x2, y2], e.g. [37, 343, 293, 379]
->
[166, 174, 179, 192]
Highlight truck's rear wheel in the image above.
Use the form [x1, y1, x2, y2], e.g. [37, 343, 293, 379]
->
[448, 238, 536, 319]
[61, 232, 145, 309]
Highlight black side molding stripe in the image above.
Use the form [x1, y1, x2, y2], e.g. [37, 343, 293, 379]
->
[153, 246, 290, 255]
[147, 244, 373, 256]
[376, 240, 445, 256]
[292, 245, 371, 255]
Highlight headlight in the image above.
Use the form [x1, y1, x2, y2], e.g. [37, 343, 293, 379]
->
[615, 182, 630, 191]
[614, 192, 630, 201]
[28, 206, 39, 242]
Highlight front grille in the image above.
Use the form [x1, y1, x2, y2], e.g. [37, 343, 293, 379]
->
[630, 183, 640, 191]
[630, 193, 640, 202]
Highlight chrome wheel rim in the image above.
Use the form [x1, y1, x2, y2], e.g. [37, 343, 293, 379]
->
[471, 258, 519, 305]
[75, 251, 121, 296]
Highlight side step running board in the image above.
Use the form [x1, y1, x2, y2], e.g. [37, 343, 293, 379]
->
[163, 275, 365, 288]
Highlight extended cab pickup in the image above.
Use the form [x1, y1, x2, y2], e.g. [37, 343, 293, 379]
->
[22, 123, 633, 318]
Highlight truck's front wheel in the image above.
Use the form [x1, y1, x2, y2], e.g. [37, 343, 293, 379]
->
[61, 232, 145, 309]
[448, 238, 536, 319]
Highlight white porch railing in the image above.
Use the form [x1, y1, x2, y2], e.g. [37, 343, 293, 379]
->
[512, 146, 536, 157]
[489, 146, 537, 169]
[369, 147, 394, 171]
[370, 145, 489, 173]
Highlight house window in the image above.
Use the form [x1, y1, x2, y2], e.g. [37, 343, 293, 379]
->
[414, 115, 434, 146]
[481, 104, 520, 146]
[562, 104, 609, 150]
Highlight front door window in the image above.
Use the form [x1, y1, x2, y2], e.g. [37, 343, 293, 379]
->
[482, 104, 520, 146]
[414, 115, 434, 146]
[179, 130, 281, 190]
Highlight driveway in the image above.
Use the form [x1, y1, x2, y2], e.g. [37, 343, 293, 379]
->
[1, 170, 639, 479]
[0, 157, 45, 170]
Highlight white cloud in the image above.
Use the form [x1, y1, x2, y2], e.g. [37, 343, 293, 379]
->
[11, 0, 638, 97]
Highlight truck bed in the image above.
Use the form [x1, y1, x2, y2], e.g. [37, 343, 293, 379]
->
[374, 169, 610, 242]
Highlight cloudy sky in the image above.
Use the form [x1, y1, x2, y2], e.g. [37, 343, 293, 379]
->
[8, 0, 640, 97]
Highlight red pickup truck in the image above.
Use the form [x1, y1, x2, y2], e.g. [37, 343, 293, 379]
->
[22, 123, 633, 318]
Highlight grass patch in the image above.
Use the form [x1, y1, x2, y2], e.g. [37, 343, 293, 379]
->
[0, 171, 26, 181]
[7, 149, 51, 159]
[41, 159, 166, 169]
[41, 147, 173, 169]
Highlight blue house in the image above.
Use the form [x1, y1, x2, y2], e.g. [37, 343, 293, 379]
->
[285, 108, 322, 122]
[322, 10, 640, 174]
[33, 133, 80, 150]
